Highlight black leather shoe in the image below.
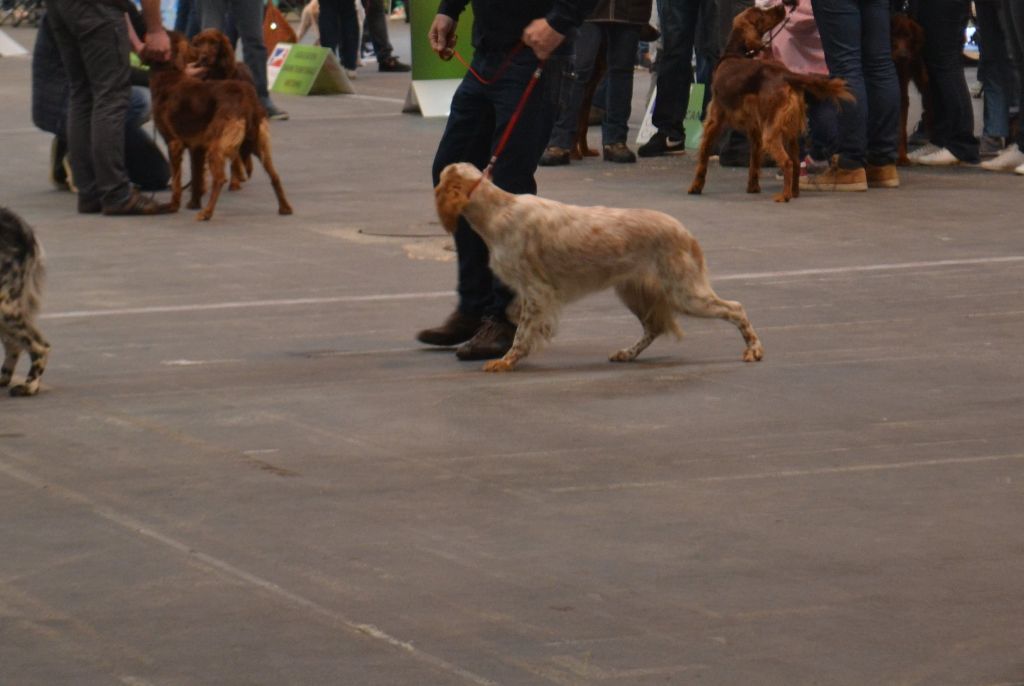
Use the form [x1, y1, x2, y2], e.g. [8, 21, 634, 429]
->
[416, 310, 482, 346]
[455, 317, 516, 360]
[603, 142, 637, 163]
[379, 56, 411, 72]
[102, 189, 175, 216]
[539, 146, 571, 167]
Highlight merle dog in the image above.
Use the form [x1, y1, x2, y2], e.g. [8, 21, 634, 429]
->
[0, 208, 50, 396]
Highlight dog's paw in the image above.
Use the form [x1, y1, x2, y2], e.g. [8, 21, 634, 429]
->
[0, 376, 11, 388]
[9, 383, 38, 397]
[195, 210, 213, 221]
[743, 345, 764, 362]
[482, 359, 515, 373]
[278, 205, 294, 216]
[609, 350, 636, 363]
[773, 193, 790, 203]
[687, 184, 703, 195]
[746, 184, 761, 194]
[186, 199, 202, 210]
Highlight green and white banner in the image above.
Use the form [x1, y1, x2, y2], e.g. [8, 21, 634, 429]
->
[404, 0, 474, 117]
[268, 43, 354, 96]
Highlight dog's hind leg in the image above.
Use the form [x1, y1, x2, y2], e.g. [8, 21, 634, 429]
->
[610, 282, 677, 362]
[0, 333, 20, 387]
[747, 130, 763, 194]
[7, 322, 49, 397]
[188, 146, 207, 209]
[255, 120, 293, 215]
[688, 104, 726, 195]
[788, 135, 800, 199]
[764, 134, 793, 203]
[673, 286, 763, 362]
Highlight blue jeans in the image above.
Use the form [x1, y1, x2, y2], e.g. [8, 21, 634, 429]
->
[653, 0, 712, 139]
[549, 22, 641, 149]
[1004, 0, 1024, 148]
[976, 1, 1012, 139]
[432, 50, 564, 320]
[916, 0, 979, 161]
[811, 0, 899, 168]
[319, 0, 360, 70]
[199, 0, 270, 99]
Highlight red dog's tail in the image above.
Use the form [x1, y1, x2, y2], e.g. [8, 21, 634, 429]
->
[784, 73, 855, 105]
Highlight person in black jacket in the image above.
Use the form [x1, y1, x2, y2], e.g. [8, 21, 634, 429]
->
[417, 0, 598, 361]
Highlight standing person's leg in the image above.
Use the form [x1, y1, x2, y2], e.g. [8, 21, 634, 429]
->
[364, 0, 409, 70]
[601, 22, 642, 161]
[320, 0, 359, 71]
[694, 0, 718, 114]
[47, 0, 133, 211]
[804, 0, 868, 190]
[917, 0, 980, 163]
[228, 0, 288, 118]
[639, 0, 700, 155]
[993, 0, 1024, 171]
[541, 22, 602, 163]
[861, 0, 900, 172]
[420, 64, 498, 347]
[175, 0, 192, 32]
[197, 0, 228, 30]
[975, 0, 1012, 153]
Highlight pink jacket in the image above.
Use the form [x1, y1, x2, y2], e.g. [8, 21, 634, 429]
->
[768, 0, 828, 76]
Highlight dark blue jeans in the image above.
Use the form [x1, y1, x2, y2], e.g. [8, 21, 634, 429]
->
[549, 22, 641, 149]
[916, 0, 979, 161]
[319, 0, 360, 70]
[653, 0, 713, 139]
[1007, 0, 1024, 149]
[199, 0, 271, 99]
[432, 50, 563, 321]
[975, 0, 1012, 139]
[811, 0, 900, 168]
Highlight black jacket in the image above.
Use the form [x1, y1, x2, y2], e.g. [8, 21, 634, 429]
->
[438, 0, 599, 54]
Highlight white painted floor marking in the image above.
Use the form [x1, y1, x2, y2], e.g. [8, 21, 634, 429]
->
[41, 255, 1024, 321]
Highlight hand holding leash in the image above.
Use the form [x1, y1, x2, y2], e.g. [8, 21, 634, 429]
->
[429, 14, 457, 59]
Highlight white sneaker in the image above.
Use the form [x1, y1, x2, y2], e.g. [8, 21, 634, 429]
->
[1015, 161, 1024, 176]
[980, 143, 1024, 171]
[907, 143, 940, 162]
[915, 147, 962, 166]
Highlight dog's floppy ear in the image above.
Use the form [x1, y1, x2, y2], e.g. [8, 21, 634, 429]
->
[434, 164, 473, 234]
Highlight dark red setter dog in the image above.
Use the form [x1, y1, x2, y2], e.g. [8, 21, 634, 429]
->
[891, 13, 930, 165]
[149, 32, 292, 220]
[191, 28, 258, 189]
[688, 5, 854, 202]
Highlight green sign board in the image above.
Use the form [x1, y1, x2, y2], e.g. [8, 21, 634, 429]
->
[268, 43, 353, 96]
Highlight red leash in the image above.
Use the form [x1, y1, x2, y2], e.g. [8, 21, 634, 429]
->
[442, 40, 546, 193]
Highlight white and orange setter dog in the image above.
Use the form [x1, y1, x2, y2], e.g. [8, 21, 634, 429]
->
[435, 163, 764, 372]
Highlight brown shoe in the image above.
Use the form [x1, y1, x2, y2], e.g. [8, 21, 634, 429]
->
[455, 317, 516, 360]
[416, 310, 482, 347]
[800, 164, 868, 192]
[866, 163, 900, 188]
[103, 189, 175, 216]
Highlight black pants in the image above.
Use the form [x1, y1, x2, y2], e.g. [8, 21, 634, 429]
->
[45, 0, 132, 208]
[917, 0, 980, 161]
[432, 50, 564, 321]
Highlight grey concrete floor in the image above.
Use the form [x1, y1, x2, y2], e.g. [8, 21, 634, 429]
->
[2, 20, 1023, 686]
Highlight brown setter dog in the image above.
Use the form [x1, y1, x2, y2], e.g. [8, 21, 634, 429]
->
[891, 13, 930, 165]
[149, 32, 292, 220]
[688, 5, 854, 202]
[191, 28, 257, 189]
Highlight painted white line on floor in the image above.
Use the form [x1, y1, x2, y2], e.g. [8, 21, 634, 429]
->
[547, 452, 1024, 494]
[0, 454, 499, 686]
[41, 255, 1024, 321]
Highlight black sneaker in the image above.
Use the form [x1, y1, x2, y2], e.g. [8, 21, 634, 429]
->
[379, 56, 411, 72]
[455, 317, 516, 360]
[539, 146, 571, 166]
[102, 189, 175, 216]
[638, 132, 686, 157]
[603, 142, 637, 163]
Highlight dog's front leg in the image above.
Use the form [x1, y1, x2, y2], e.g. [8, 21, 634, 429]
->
[0, 335, 19, 387]
[168, 140, 185, 211]
[482, 300, 543, 372]
[189, 147, 207, 209]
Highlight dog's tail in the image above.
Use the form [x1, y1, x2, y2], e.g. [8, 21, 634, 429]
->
[784, 73, 855, 105]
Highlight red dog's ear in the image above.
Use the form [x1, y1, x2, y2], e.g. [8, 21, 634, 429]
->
[434, 177, 469, 234]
